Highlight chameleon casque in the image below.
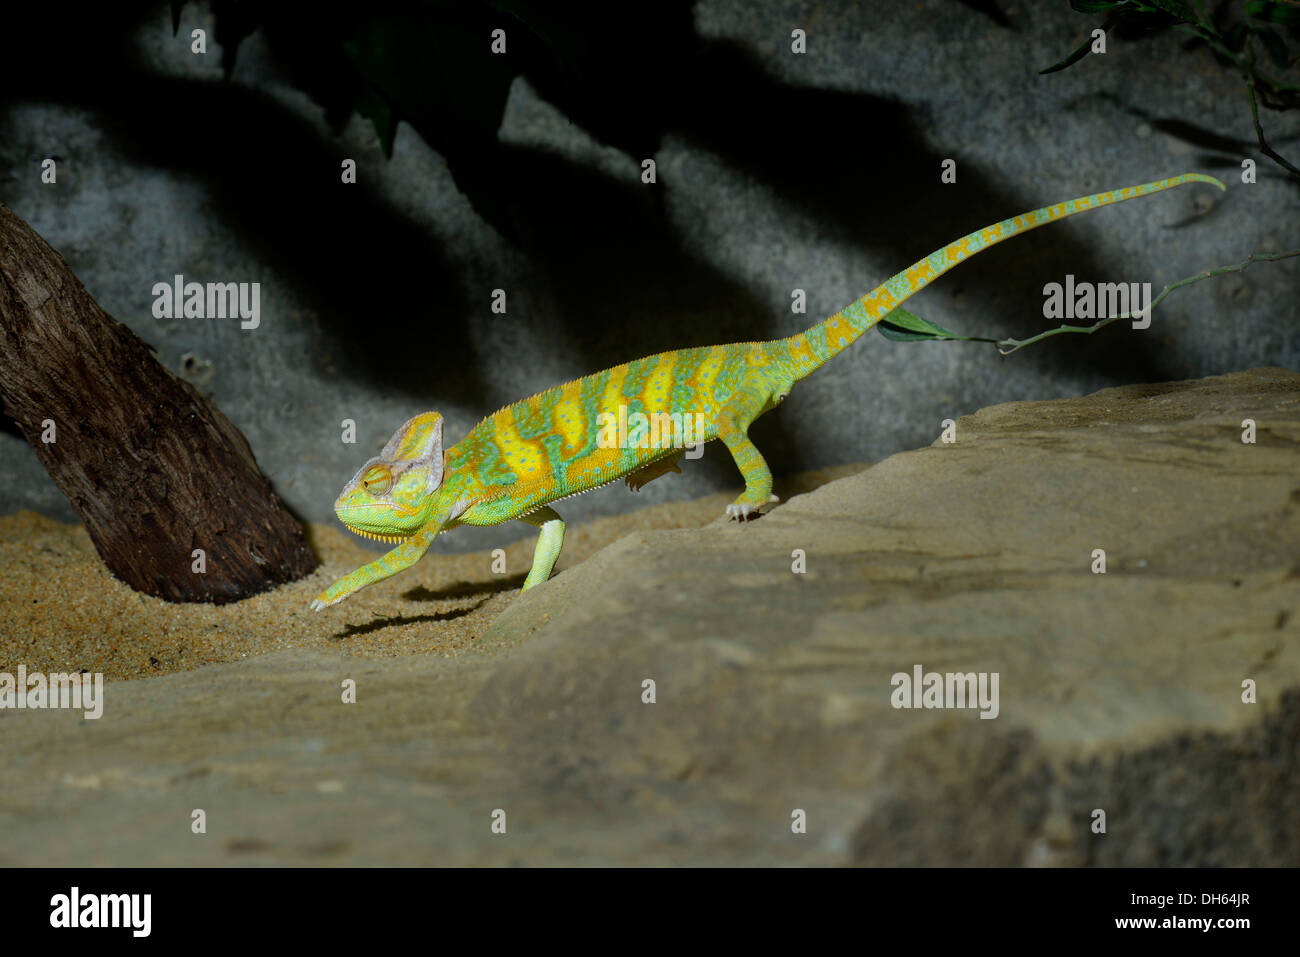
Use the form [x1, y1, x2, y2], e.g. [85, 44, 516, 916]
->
[310, 172, 1225, 611]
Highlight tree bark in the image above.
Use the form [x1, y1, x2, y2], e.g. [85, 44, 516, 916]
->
[0, 201, 317, 603]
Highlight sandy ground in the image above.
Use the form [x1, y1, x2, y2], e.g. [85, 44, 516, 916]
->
[0, 465, 864, 682]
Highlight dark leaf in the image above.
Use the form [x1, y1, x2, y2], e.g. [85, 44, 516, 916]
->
[1227, 20, 1250, 51]
[171, 0, 183, 36]
[1071, 0, 1126, 12]
[1041, 13, 1124, 74]
[876, 307, 964, 342]
[353, 84, 398, 159]
[342, 10, 519, 232]
[1255, 26, 1293, 68]
[1246, 1, 1300, 25]
[342, 12, 514, 143]
[1140, 0, 1200, 23]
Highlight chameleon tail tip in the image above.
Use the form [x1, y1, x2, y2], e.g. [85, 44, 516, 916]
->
[1189, 172, 1227, 191]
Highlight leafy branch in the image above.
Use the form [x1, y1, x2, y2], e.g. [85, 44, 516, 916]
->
[169, 1, 610, 236]
[875, 248, 1300, 353]
[1043, 1, 1300, 180]
[996, 248, 1300, 352]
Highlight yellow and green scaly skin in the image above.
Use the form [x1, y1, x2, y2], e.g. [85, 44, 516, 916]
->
[310, 173, 1225, 610]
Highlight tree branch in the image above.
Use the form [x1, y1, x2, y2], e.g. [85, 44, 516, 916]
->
[0, 201, 317, 603]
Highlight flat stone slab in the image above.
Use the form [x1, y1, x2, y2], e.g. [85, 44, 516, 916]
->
[2, 368, 1297, 865]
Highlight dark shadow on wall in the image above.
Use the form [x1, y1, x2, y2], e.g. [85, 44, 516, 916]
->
[0, 0, 1218, 479]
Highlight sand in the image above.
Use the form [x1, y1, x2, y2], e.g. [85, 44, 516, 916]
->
[0, 465, 865, 682]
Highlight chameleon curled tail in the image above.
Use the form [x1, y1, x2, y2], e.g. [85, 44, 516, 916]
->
[311, 172, 1226, 610]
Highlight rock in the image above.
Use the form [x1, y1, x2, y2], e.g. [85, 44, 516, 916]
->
[2, 368, 1297, 864]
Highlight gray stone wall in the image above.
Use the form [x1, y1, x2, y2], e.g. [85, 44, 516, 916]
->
[2, 0, 1296, 554]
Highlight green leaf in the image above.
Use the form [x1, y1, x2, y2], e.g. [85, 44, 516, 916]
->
[1140, 0, 1199, 22]
[1255, 26, 1293, 68]
[353, 83, 398, 158]
[1041, 13, 1124, 74]
[342, 12, 514, 143]
[876, 307, 964, 342]
[340, 10, 521, 231]
[1246, 1, 1300, 25]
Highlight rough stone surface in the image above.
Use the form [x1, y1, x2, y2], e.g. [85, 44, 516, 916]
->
[2, 368, 1296, 865]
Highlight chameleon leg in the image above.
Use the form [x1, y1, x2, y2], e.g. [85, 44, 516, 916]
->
[625, 450, 684, 492]
[310, 521, 439, 610]
[714, 378, 780, 521]
[519, 506, 565, 591]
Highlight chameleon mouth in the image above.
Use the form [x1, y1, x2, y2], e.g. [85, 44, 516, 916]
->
[342, 523, 410, 546]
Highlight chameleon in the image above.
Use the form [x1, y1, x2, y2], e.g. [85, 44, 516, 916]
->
[310, 172, 1225, 610]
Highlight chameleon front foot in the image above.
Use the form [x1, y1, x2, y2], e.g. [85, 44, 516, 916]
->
[309, 583, 352, 611]
[308, 527, 440, 611]
[519, 506, 566, 591]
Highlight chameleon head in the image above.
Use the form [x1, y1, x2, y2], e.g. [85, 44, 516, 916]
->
[335, 411, 447, 543]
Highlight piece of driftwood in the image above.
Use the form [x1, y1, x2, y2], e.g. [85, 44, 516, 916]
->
[0, 201, 317, 603]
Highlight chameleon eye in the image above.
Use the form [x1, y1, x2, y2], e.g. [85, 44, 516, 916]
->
[361, 465, 393, 496]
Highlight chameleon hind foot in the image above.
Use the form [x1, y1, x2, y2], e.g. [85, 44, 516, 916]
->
[725, 493, 780, 521]
[625, 452, 683, 492]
